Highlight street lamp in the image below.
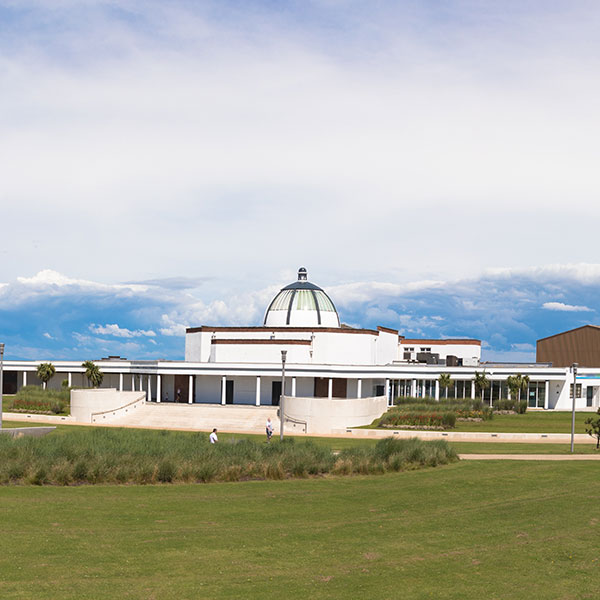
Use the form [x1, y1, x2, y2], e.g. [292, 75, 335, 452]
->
[571, 362, 578, 453]
[280, 350, 287, 441]
[0, 342, 4, 429]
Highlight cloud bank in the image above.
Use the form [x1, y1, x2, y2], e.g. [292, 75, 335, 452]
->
[1, 263, 599, 362]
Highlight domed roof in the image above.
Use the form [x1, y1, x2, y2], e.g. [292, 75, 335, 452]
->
[264, 267, 340, 328]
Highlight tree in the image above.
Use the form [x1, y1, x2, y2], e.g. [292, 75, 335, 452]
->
[82, 360, 104, 388]
[473, 371, 490, 404]
[36, 362, 56, 390]
[507, 374, 530, 402]
[439, 373, 453, 399]
[585, 409, 600, 449]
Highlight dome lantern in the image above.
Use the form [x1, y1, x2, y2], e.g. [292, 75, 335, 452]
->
[263, 268, 340, 328]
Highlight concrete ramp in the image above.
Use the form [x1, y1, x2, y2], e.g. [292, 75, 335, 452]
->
[113, 402, 280, 433]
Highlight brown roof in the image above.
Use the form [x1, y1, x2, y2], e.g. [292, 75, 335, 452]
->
[187, 325, 379, 335]
[400, 339, 481, 346]
[211, 339, 312, 346]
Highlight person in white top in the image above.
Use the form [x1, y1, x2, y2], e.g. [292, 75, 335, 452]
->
[209, 428, 218, 444]
[266, 418, 274, 442]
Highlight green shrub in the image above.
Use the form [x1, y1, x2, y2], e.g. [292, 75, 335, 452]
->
[8, 386, 70, 415]
[157, 460, 175, 483]
[0, 428, 457, 486]
[72, 460, 88, 481]
[379, 410, 456, 429]
[30, 467, 48, 486]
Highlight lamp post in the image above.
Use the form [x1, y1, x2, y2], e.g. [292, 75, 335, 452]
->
[571, 362, 578, 453]
[0, 343, 4, 429]
[280, 350, 287, 441]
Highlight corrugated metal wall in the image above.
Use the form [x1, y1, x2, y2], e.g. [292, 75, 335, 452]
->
[537, 326, 600, 367]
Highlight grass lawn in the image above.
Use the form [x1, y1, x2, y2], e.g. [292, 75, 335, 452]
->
[452, 411, 591, 433]
[3, 420, 599, 454]
[449, 441, 599, 454]
[1, 460, 598, 599]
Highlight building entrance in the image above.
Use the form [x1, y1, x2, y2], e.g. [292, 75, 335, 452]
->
[271, 381, 281, 405]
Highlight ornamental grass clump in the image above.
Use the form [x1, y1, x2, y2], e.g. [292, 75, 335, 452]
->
[379, 410, 457, 429]
[0, 428, 457, 486]
[8, 385, 70, 415]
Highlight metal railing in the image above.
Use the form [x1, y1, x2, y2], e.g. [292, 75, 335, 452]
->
[90, 393, 146, 423]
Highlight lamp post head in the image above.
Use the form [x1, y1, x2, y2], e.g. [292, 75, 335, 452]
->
[281, 350, 287, 364]
[0, 343, 4, 355]
[572, 362, 578, 375]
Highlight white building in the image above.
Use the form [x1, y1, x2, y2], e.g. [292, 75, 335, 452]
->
[2, 268, 599, 428]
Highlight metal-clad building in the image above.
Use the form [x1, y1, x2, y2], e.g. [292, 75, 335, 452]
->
[537, 325, 600, 367]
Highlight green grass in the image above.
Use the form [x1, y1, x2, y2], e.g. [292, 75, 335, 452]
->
[370, 409, 592, 433]
[0, 426, 457, 485]
[452, 411, 590, 433]
[448, 441, 599, 454]
[0, 461, 598, 599]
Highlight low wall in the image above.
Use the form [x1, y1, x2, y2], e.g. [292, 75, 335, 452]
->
[71, 389, 146, 423]
[283, 395, 388, 434]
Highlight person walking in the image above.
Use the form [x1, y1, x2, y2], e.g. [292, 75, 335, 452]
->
[209, 428, 218, 444]
[266, 418, 274, 442]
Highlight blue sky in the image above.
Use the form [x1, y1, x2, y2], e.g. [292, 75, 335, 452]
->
[1, 1, 600, 361]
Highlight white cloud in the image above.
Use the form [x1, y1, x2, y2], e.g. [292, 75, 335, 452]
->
[17, 269, 147, 293]
[43, 332, 53, 339]
[89, 323, 156, 338]
[1, 4, 600, 285]
[541, 302, 593, 312]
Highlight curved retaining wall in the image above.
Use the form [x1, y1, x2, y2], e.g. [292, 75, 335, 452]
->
[283, 395, 387, 434]
[71, 389, 145, 423]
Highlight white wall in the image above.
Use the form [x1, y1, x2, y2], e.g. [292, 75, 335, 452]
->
[284, 395, 388, 433]
[71, 389, 144, 422]
[311, 331, 376, 365]
[211, 343, 312, 364]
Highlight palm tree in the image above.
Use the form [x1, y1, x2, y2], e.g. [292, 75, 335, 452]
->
[36, 362, 56, 390]
[473, 371, 490, 405]
[82, 360, 104, 388]
[438, 373, 453, 399]
[507, 374, 530, 402]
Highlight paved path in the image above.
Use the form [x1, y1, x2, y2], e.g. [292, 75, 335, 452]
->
[459, 453, 600, 460]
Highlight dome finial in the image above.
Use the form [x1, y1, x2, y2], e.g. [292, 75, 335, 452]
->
[298, 267, 308, 281]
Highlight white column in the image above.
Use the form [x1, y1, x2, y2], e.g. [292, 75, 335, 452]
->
[131, 375, 135, 391]
[291, 377, 296, 397]
[435, 379, 440, 401]
[119, 373, 123, 392]
[385, 378, 390, 405]
[255, 376, 261, 406]
[357, 379, 362, 399]
[23, 371, 27, 386]
[221, 376, 227, 405]
[411, 378, 417, 398]
[156, 375, 161, 403]
[471, 380, 475, 400]
[68, 372, 72, 387]
[147, 375, 151, 401]
[544, 380, 549, 410]
[328, 378, 333, 399]
[188, 375, 194, 404]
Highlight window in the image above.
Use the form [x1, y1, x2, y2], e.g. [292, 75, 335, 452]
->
[420, 347, 431, 352]
[569, 384, 582, 399]
[405, 347, 414, 352]
[587, 387, 594, 407]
